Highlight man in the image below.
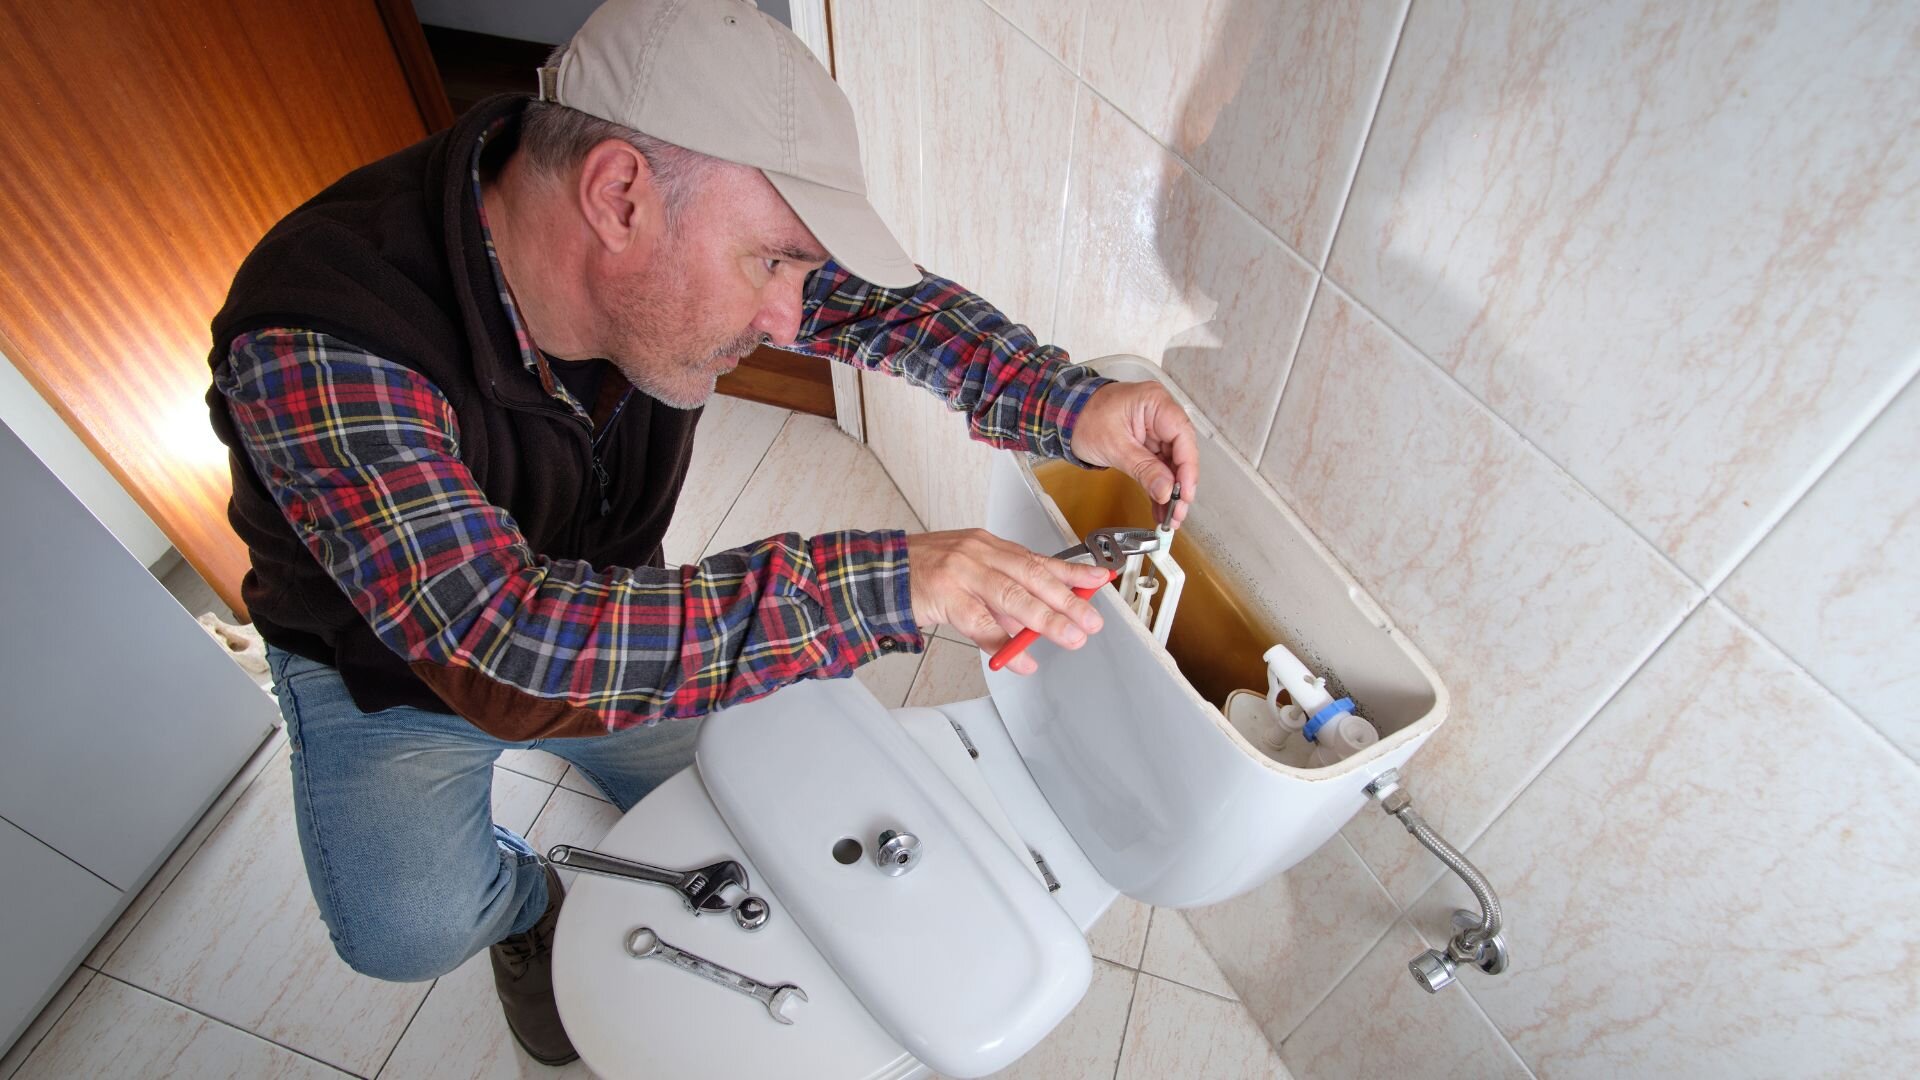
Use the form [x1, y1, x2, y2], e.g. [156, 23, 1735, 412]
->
[207, 0, 1198, 1066]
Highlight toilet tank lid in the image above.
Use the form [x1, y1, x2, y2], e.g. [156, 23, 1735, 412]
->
[697, 678, 1091, 1078]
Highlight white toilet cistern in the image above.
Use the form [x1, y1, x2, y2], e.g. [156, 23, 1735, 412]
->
[547, 357, 1509, 1079]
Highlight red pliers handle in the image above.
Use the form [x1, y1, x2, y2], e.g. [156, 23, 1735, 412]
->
[987, 570, 1119, 672]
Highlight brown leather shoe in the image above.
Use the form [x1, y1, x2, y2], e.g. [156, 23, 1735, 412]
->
[490, 862, 578, 1066]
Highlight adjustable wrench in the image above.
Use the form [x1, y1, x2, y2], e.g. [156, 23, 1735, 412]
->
[547, 845, 750, 917]
[625, 926, 808, 1024]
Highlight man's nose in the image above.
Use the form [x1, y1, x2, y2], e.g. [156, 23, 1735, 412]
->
[749, 281, 804, 347]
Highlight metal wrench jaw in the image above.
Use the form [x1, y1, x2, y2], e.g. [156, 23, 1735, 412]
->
[1053, 526, 1162, 572]
[684, 860, 750, 914]
[765, 985, 809, 1025]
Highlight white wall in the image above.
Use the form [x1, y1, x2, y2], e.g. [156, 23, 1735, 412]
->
[0, 346, 170, 568]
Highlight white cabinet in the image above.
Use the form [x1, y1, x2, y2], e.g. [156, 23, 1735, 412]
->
[0, 420, 276, 1047]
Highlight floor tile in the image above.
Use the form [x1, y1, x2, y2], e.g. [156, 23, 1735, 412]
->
[1282, 921, 1528, 1080]
[700, 414, 924, 558]
[555, 765, 609, 803]
[1088, 895, 1152, 968]
[490, 768, 553, 837]
[101, 744, 428, 1077]
[377, 950, 593, 1079]
[855, 646, 927, 708]
[494, 748, 568, 785]
[87, 727, 288, 968]
[1115, 973, 1289, 1079]
[940, 960, 1137, 1080]
[523, 789, 625, 891]
[1, 966, 93, 1080]
[14, 975, 346, 1079]
[659, 395, 790, 567]
[903, 637, 989, 707]
[1140, 909, 1236, 1000]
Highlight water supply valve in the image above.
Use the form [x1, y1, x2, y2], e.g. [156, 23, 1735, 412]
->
[1363, 769, 1511, 993]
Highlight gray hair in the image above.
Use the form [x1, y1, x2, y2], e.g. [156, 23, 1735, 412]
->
[518, 96, 715, 225]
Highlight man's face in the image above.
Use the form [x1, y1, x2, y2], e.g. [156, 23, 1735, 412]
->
[597, 164, 828, 409]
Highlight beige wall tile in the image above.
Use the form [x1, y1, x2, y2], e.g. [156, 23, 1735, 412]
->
[922, 0, 1078, 341]
[1411, 600, 1920, 1077]
[1720, 377, 1920, 757]
[1115, 974, 1290, 1080]
[1139, 909, 1236, 1000]
[1282, 920, 1529, 1080]
[700, 415, 923, 557]
[1261, 285, 1699, 906]
[982, 0, 1086, 73]
[860, 371, 936, 524]
[1326, 0, 1920, 583]
[15, 976, 345, 1080]
[1183, 836, 1397, 1045]
[1054, 92, 1317, 459]
[1088, 894, 1152, 968]
[100, 755, 426, 1076]
[1081, 0, 1407, 264]
[964, 959, 1135, 1080]
[923, 421, 999, 531]
[831, 0, 924, 256]
[904, 636, 990, 707]
[659, 395, 790, 567]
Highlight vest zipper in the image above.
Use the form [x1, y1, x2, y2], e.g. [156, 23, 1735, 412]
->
[585, 388, 635, 519]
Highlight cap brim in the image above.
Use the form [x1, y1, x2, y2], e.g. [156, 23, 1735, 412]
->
[763, 171, 921, 289]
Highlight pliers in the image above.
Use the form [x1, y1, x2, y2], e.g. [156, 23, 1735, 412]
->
[988, 526, 1163, 671]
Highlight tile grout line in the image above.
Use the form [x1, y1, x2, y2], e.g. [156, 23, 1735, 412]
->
[1249, 0, 1416, 469]
[1108, 965, 1142, 1080]
[2, 967, 96, 1080]
[691, 408, 795, 562]
[370, 972, 440, 1080]
[89, 733, 290, 974]
[1275, 914, 1405, 1051]
[86, 970, 364, 1078]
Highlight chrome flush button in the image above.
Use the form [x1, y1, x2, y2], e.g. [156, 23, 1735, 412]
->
[874, 829, 921, 876]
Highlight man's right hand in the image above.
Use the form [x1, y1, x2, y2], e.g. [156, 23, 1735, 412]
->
[905, 530, 1109, 676]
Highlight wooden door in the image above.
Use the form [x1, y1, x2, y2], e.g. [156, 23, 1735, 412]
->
[0, 1, 437, 615]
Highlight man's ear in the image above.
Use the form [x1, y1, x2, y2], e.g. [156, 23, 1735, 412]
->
[576, 139, 660, 254]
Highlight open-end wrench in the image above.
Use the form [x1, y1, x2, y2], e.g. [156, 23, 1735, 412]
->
[624, 926, 808, 1024]
[547, 845, 753, 918]
[988, 526, 1162, 672]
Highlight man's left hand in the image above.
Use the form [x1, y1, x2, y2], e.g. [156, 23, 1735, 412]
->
[1069, 381, 1200, 528]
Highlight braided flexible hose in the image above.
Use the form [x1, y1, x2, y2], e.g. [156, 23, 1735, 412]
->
[1394, 806, 1502, 951]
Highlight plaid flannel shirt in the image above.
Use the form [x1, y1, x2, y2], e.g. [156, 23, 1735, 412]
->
[215, 124, 1109, 731]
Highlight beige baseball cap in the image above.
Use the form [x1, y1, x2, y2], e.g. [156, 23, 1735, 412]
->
[538, 0, 919, 288]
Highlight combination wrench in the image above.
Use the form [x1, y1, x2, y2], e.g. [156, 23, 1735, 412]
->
[624, 926, 808, 1024]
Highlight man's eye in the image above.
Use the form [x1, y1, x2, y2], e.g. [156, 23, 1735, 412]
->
[763, 258, 780, 274]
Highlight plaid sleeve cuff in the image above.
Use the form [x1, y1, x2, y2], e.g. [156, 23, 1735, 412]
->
[1028, 363, 1113, 468]
[808, 529, 925, 675]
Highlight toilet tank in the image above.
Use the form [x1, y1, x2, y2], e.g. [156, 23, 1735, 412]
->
[985, 356, 1448, 908]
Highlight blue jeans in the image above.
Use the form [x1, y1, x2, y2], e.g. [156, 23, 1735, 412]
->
[267, 646, 702, 982]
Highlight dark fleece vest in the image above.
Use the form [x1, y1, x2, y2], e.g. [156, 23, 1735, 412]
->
[205, 95, 702, 728]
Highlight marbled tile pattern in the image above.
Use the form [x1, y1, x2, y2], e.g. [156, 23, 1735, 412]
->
[1055, 92, 1318, 459]
[1263, 285, 1698, 906]
[1139, 909, 1236, 1000]
[957, 960, 1137, 1080]
[860, 370, 938, 525]
[1720, 377, 1920, 758]
[1183, 836, 1397, 1045]
[657, 395, 789, 566]
[15, 976, 345, 1080]
[922, 0, 1078, 341]
[982, 0, 1087, 73]
[854, 645, 928, 708]
[1283, 920, 1530, 1079]
[904, 636, 990, 707]
[1, 966, 93, 1079]
[1088, 895, 1152, 969]
[522, 788, 623, 892]
[1327, 0, 1920, 583]
[831, 0, 924, 254]
[1080, 0, 1408, 263]
[378, 950, 594, 1080]
[1115, 974, 1289, 1079]
[100, 747, 427, 1076]
[1411, 601, 1920, 1077]
[700, 414, 923, 556]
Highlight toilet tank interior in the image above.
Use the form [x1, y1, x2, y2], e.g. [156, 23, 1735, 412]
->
[1026, 357, 1444, 750]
